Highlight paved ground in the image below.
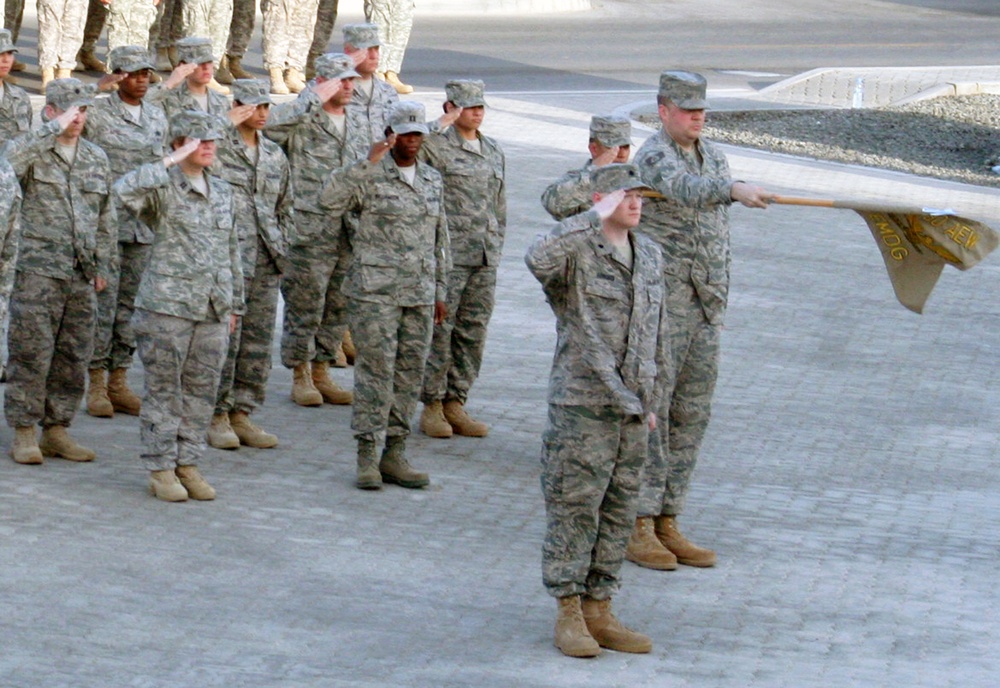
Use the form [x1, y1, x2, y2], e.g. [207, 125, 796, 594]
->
[4, 6, 1000, 687]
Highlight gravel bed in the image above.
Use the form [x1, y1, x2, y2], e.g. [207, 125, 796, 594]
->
[643, 94, 1000, 189]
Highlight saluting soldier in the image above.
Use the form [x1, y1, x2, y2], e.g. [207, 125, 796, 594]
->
[343, 22, 398, 142]
[149, 37, 232, 118]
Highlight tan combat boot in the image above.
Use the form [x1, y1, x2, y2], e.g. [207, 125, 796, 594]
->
[443, 399, 488, 437]
[420, 400, 453, 439]
[40, 67, 55, 90]
[625, 517, 678, 570]
[176, 465, 216, 500]
[654, 515, 717, 567]
[207, 77, 230, 95]
[580, 597, 652, 654]
[39, 426, 96, 462]
[341, 329, 356, 365]
[229, 411, 278, 448]
[214, 55, 234, 85]
[332, 342, 348, 368]
[87, 368, 114, 418]
[108, 367, 141, 415]
[554, 595, 601, 658]
[291, 362, 323, 406]
[149, 469, 188, 501]
[207, 413, 240, 450]
[227, 54, 252, 79]
[384, 70, 413, 94]
[11, 426, 43, 465]
[311, 361, 353, 404]
[55, 68, 72, 79]
[284, 67, 306, 94]
[269, 67, 290, 95]
[77, 49, 106, 72]
[379, 437, 429, 488]
[356, 438, 381, 490]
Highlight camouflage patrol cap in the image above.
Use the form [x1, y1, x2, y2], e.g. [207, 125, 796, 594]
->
[169, 110, 224, 141]
[445, 79, 487, 108]
[658, 70, 710, 110]
[46, 78, 97, 111]
[343, 23, 381, 50]
[590, 163, 651, 194]
[589, 115, 631, 147]
[232, 79, 271, 106]
[0, 28, 18, 54]
[387, 101, 429, 135]
[314, 52, 361, 80]
[108, 45, 156, 73]
[175, 36, 216, 65]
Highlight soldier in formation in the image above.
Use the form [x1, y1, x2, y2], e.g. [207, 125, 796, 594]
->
[150, 36, 232, 118]
[364, 0, 413, 94]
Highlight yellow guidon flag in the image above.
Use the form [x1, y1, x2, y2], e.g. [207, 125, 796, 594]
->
[771, 197, 999, 314]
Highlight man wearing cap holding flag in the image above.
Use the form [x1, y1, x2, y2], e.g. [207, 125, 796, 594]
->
[526, 163, 669, 658]
[83, 45, 169, 421]
[2, 79, 117, 465]
[541, 114, 632, 222]
[417, 79, 506, 440]
[629, 70, 773, 570]
[114, 109, 244, 502]
[206, 79, 293, 450]
[319, 100, 448, 491]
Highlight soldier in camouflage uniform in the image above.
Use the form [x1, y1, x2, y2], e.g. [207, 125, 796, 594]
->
[37, 0, 90, 86]
[216, 0, 254, 84]
[105, 0, 159, 62]
[206, 79, 293, 450]
[264, 53, 364, 408]
[417, 79, 505, 440]
[82, 46, 168, 419]
[318, 101, 448, 491]
[149, 37, 231, 118]
[526, 164, 668, 658]
[306, 0, 338, 80]
[77, 0, 108, 72]
[363, 0, 413, 94]
[179, 0, 233, 92]
[254, 0, 317, 95]
[113, 110, 244, 502]
[151, 0, 184, 69]
[343, 23, 397, 144]
[541, 115, 632, 222]
[2, 80, 117, 465]
[0, 158, 21, 382]
[629, 70, 773, 570]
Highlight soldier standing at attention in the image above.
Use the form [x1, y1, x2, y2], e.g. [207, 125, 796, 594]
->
[418, 79, 505, 439]
[525, 164, 668, 658]
[306, 0, 339, 80]
[114, 110, 244, 502]
[179, 0, 233, 94]
[3, 80, 117, 465]
[364, 0, 413, 94]
[318, 101, 448, 491]
[254, 0, 319, 95]
[628, 70, 773, 570]
[263, 53, 363, 409]
[83, 45, 168, 420]
[541, 114, 632, 222]
[206, 79, 293, 450]
[37, 0, 90, 88]
[104, 0, 160, 68]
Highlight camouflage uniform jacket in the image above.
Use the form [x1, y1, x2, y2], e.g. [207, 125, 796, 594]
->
[634, 130, 734, 325]
[264, 91, 370, 241]
[1, 120, 117, 282]
[525, 210, 670, 416]
[351, 77, 398, 144]
[540, 157, 595, 222]
[146, 81, 231, 125]
[319, 155, 450, 307]
[420, 125, 506, 267]
[0, 158, 21, 273]
[83, 93, 169, 243]
[213, 126, 294, 276]
[0, 80, 33, 145]
[113, 161, 245, 321]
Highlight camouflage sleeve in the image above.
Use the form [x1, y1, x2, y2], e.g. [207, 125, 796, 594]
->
[263, 90, 321, 146]
[143, 83, 169, 108]
[418, 131, 445, 170]
[435, 200, 450, 304]
[276, 157, 295, 259]
[496, 147, 507, 230]
[0, 163, 20, 272]
[96, 162, 119, 280]
[227, 194, 246, 315]
[524, 209, 601, 287]
[635, 144, 733, 208]
[113, 161, 167, 226]
[540, 166, 591, 221]
[0, 120, 62, 178]
[317, 158, 373, 214]
[651, 254, 672, 415]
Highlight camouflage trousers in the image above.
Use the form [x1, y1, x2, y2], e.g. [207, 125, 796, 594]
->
[134, 308, 229, 471]
[4, 271, 95, 429]
[106, 0, 159, 55]
[348, 298, 432, 441]
[307, 0, 337, 62]
[637, 278, 721, 518]
[180, 0, 234, 67]
[225, 0, 254, 57]
[91, 241, 151, 371]
[152, 0, 184, 50]
[0, 258, 15, 371]
[261, 0, 319, 70]
[420, 264, 496, 405]
[279, 213, 348, 368]
[364, 0, 412, 74]
[215, 253, 280, 415]
[541, 404, 647, 600]
[37, 0, 89, 70]
[4, 0, 25, 43]
[80, 0, 107, 55]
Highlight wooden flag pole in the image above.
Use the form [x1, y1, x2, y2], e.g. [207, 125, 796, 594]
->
[770, 196, 837, 208]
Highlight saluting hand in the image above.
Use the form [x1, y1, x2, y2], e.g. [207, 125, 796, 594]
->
[345, 47, 366, 68]
[437, 102, 463, 130]
[592, 189, 626, 220]
[163, 137, 200, 168]
[53, 106, 82, 133]
[228, 103, 256, 127]
[310, 77, 343, 104]
[593, 145, 620, 168]
[367, 133, 396, 163]
[164, 62, 197, 90]
[97, 72, 127, 93]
